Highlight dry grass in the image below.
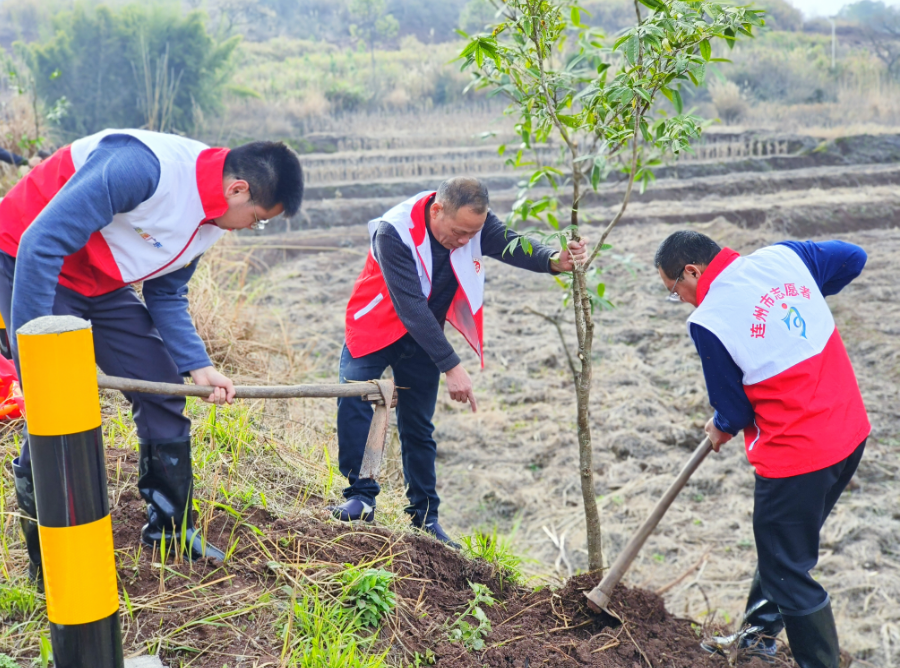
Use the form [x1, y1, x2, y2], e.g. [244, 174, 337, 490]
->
[719, 75, 900, 138]
[186, 238, 300, 384]
[0, 94, 44, 197]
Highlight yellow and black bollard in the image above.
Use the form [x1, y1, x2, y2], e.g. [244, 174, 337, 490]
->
[18, 316, 123, 668]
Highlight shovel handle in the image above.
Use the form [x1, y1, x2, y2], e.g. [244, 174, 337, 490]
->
[586, 436, 713, 612]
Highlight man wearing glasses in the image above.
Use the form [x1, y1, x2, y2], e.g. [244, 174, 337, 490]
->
[0, 130, 303, 584]
[655, 230, 869, 667]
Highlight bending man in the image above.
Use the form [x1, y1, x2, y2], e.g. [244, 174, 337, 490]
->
[331, 177, 587, 546]
[0, 129, 303, 584]
[655, 231, 869, 667]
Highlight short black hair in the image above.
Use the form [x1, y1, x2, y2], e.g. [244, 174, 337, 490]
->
[436, 177, 490, 216]
[654, 231, 722, 280]
[224, 141, 304, 217]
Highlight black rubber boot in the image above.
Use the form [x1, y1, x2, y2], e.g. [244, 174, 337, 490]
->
[782, 601, 840, 668]
[702, 568, 783, 658]
[138, 439, 225, 563]
[12, 458, 43, 591]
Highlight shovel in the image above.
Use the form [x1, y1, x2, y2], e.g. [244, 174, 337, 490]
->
[585, 436, 713, 615]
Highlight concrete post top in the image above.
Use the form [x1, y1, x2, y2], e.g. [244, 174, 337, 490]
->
[125, 657, 166, 668]
[17, 315, 91, 336]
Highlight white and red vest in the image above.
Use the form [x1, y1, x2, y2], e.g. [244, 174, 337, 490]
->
[0, 129, 229, 296]
[688, 246, 870, 478]
[345, 192, 486, 365]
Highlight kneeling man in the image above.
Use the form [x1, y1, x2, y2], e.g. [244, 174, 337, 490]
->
[655, 231, 869, 667]
[331, 177, 587, 545]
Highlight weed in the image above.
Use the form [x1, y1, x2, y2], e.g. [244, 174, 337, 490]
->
[459, 523, 524, 587]
[0, 654, 19, 668]
[446, 582, 496, 651]
[278, 584, 388, 668]
[409, 649, 436, 667]
[339, 566, 396, 628]
[38, 633, 51, 668]
[0, 583, 38, 620]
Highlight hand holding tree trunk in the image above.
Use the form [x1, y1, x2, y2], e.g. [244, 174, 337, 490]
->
[460, 0, 761, 572]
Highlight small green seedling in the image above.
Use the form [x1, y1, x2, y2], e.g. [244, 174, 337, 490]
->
[340, 567, 396, 627]
[446, 582, 496, 651]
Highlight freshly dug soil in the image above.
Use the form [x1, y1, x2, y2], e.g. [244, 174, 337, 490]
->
[102, 445, 773, 667]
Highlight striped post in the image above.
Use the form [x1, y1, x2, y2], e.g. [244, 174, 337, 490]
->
[17, 316, 123, 668]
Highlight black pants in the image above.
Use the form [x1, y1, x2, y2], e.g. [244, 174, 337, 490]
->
[0, 253, 190, 467]
[337, 335, 441, 524]
[754, 439, 866, 615]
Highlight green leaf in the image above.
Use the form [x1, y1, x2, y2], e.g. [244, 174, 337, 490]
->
[623, 35, 639, 66]
[591, 164, 601, 190]
[671, 89, 683, 115]
[639, 119, 652, 142]
[699, 39, 711, 62]
[570, 6, 582, 27]
[597, 283, 606, 298]
[637, 0, 664, 10]
[723, 27, 736, 50]
[556, 113, 581, 129]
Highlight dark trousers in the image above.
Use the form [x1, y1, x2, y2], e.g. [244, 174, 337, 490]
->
[754, 439, 866, 616]
[337, 335, 441, 524]
[0, 253, 190, 468]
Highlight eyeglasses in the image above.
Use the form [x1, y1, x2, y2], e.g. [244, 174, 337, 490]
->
[666, 273, 684, 302]
[247, 187, 268, 231]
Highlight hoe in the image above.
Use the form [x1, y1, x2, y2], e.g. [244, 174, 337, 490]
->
[585, 436, 713, 616]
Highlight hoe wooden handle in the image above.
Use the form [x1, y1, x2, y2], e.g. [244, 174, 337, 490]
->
[585, 436, 713, 614]
[97, 375, 398, 405]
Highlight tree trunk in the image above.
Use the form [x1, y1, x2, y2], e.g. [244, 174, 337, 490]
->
[570, 164, 604, 573]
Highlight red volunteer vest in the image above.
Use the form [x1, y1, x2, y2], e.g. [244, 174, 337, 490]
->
[345, 192, 486, 366]
[0, 129, 229, 297]
[688, 247, 870, 478]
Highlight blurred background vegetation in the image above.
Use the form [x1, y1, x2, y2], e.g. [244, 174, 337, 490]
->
[1, 0, 900, 160]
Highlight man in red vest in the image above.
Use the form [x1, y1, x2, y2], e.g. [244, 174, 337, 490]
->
[331, 177, 587, 545]
[656, 231, 869, 667]
[1, 129, 303, 584]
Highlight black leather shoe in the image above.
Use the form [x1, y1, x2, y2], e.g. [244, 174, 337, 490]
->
[782, 601, 840, 668]
[326, 498, 375, 522]
[417, 520, 461, 549]
[138, 438, 225, 563]
[12, 458, 43, 591]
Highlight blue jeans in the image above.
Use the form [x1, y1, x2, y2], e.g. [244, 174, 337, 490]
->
[337, 335, 441, 524]
[0, 252, 190, 468]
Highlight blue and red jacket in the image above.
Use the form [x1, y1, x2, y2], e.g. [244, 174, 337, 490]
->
[689, 241, 870, 478]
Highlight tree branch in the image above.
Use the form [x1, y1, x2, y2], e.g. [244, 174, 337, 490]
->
[523, 306, 578, 380]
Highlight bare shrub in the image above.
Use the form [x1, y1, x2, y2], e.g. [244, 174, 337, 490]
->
[709, 80, 748, 125]
[383, 86, 412, 109]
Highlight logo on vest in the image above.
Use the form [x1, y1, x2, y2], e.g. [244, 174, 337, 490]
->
[134, 227, 163, 250]
[781, 304, 808, 339]
[473, 259, 482, 274]
[750, 282, 811, 340]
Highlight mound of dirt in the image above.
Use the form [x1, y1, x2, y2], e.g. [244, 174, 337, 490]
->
[97, 449, 771, 667]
